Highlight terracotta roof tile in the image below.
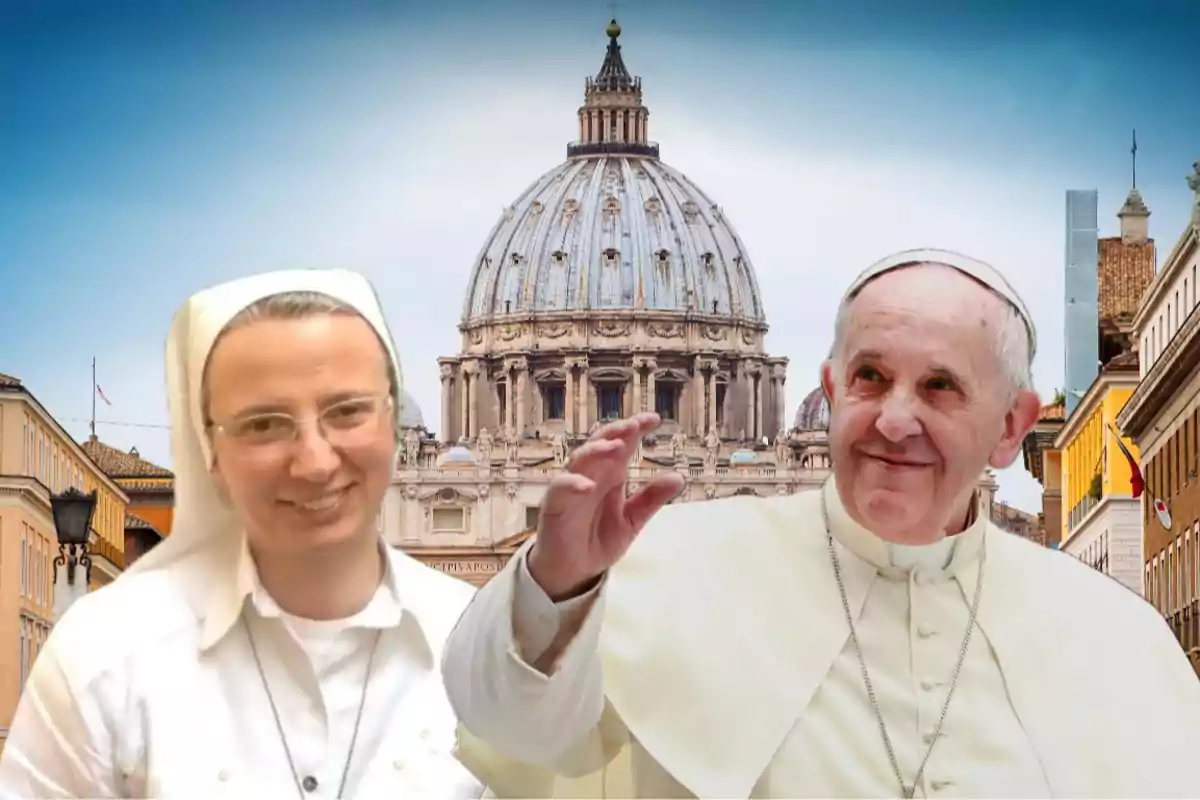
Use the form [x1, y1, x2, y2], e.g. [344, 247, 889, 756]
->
[81, 437, 173, 478]
[1098, 236, 1155, 320]
[1038, 401, 1065, 422]
[124, 512, 164, 538]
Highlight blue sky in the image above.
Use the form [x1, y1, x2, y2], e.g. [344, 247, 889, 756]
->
[3, 0, 1199, 514]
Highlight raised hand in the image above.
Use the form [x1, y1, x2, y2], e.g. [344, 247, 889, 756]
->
[527, 412, 685, 600]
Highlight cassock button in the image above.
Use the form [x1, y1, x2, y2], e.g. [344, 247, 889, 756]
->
[301, 775, 319, 793]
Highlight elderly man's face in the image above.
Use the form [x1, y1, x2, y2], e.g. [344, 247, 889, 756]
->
[821, 265, 1040, 543]
[205, 314, 396, 559]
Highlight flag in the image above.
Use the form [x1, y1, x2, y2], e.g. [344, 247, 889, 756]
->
[1106, 423, 1144, 499]
[95, 385, 112, 406]
[1153, 497, 1172, 530]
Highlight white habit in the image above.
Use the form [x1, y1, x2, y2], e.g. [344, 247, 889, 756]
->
[443, 479, 1200, 798]
[0, 268, 485, 798]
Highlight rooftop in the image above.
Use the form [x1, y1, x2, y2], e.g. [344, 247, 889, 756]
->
[1098, 235, 1156, 321]
[81, 436, 173, 479]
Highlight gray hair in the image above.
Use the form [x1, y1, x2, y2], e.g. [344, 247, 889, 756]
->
[830, 278, 1034, 396]
[202, 290, 401, 425]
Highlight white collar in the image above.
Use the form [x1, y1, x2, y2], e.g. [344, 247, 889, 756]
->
[821, 478, 987, 580]
[198, 534, 411, 652]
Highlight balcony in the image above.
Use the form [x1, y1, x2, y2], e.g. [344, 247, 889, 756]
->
[566, 141, 660, 159]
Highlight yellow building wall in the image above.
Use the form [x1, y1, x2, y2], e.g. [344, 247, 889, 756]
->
[1059, 386, 1139, 542]
[1043, 450, 1062, 491]
[0, 396, 128, 749]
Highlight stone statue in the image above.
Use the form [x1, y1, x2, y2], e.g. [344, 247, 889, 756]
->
[477, 428, 494, 464]
[774, 428, 790, 467]
[703, 429, 720, 468]
[551, 431, 569, 466]
[670, 430, 687, 464]
[403, 428, 421, 467]
[505, 427, 520, 465]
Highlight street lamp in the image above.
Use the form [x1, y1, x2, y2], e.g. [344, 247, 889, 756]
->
[50, 487, 98, 586]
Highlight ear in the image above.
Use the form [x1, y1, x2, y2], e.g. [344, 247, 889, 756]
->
[988, 389, 1041, 469]
[820, 360, 836, 408]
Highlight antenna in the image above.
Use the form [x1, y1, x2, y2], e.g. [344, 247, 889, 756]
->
[609, 0, 618, 20]
[1128, 128, 1137, 190]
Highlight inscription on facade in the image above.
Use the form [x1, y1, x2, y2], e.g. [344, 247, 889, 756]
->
[427, 559, 503, 576]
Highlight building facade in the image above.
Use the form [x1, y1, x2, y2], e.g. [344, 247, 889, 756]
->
[1116, 162, 1200, 675]
[1020, 398, 1065, 548]
[388, 21, 834, 584]
[1026, 184, 1156, 591]
[0, 373, 128, 749]
[989, 500, 1043, 544]
[1054, 362, 1144, 594]
[1054, 184, 1156, 595]
[81, 437, 174, 567]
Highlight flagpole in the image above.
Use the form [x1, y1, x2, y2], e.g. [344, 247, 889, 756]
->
[91, 357, 96, 439]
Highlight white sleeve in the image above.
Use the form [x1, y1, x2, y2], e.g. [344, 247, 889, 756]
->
[0, 634, 120, 799]
[442, 544, 607, 768]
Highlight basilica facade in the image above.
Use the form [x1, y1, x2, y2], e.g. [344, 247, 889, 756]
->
[383, 20, 838, 585]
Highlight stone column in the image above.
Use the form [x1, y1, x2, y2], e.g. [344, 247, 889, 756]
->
[754, 371, 764, 441]
[504, 365, 515, 431]
[708, 373, 718, 434]
[645, 364, 657, 417]
[631, 361, 642, 414]
[744, 362, 756, 440]
[775, 372, 787, 433]
[439, 365, 453, 443]
[566, 366, 576, 434]
[692, 357, 705, 436]
[578, 362, 590, 430]
[469, 373, 480, 439]
[514, 360, 528, 435]
[459, 370, 470, 441]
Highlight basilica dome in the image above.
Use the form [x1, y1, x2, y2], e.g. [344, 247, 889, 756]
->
[460, 159, 764, 323]
[794, 387, 830, 431]
[459, 23, 764, 330]
[436, 20, 791, 451]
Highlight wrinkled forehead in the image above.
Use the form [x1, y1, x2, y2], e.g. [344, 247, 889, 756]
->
[842, 267, 1005, 371]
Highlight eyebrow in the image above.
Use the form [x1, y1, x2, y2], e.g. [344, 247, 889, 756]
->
[849, 350, 968, 386]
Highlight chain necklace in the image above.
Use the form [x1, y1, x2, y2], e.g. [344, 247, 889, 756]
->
[820, 493, 985, 799]
[244, 618, 382, 799]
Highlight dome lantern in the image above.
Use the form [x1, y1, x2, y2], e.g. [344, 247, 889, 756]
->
[567, 19, 658, 160]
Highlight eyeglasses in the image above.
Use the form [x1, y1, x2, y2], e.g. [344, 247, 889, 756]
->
[209, 393, 393, 451]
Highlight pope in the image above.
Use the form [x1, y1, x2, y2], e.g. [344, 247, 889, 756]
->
[441, 249, 1200, 798]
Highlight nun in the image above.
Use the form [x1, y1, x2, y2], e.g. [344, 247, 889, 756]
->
[0, 270, 483, 798]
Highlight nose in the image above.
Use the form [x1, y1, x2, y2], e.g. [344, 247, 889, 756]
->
[874, 390, 923, 443]
[288, 422, 340, 481]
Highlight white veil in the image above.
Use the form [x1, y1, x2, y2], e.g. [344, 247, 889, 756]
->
[128, 268, 404, 575]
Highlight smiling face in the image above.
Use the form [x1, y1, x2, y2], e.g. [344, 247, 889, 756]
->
[204, 308, 397, 559]
[821, 264, 1041, 544]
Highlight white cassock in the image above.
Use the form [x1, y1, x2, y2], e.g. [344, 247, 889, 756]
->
[443, 478, 1200, 798]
